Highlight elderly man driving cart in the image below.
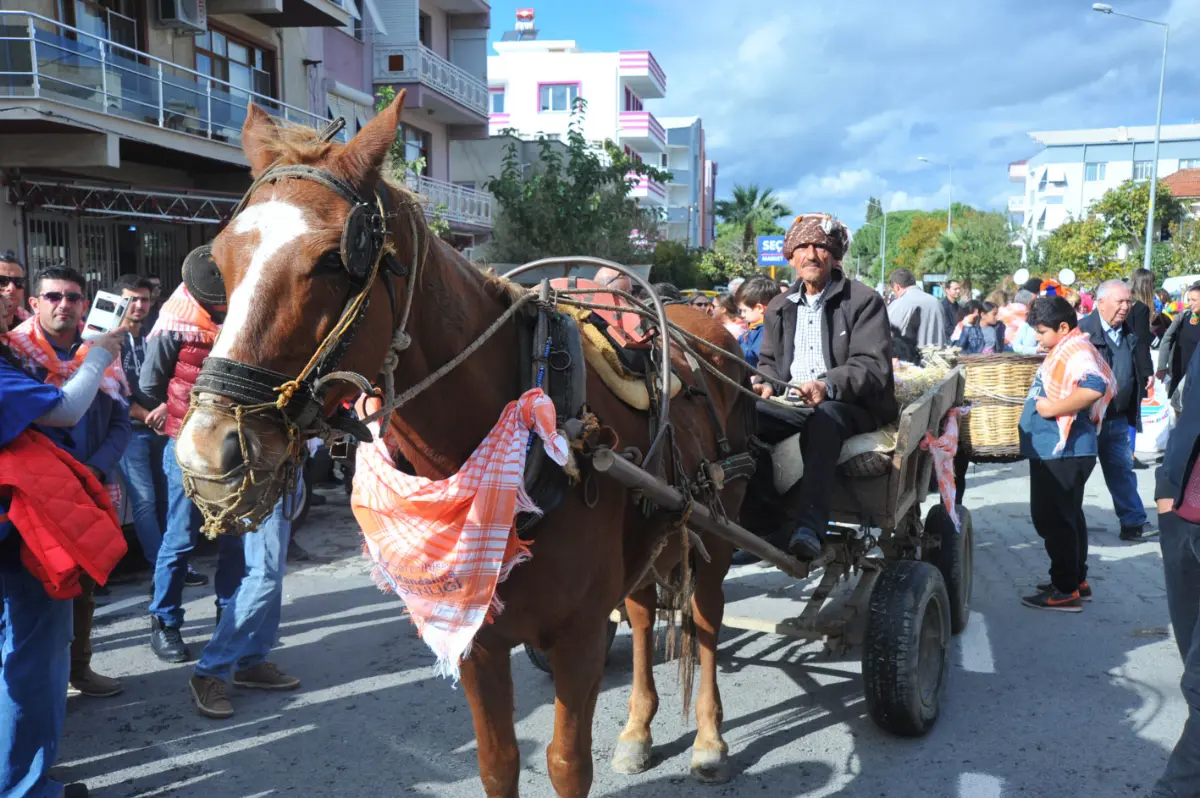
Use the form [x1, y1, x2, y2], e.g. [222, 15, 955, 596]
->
[742, 213, 898, 562]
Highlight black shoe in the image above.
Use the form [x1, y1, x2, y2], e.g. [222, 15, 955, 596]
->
[184, 567, 209, 588]
[63, 784, 89, 798]
[149, 616, 190, 663]
[1133, 458, 1151, 471]
[1038, 580, 1093, 601]
[1120, 524, 1160, 542]
[309, 492, 327, 507]
[787, 527, 822, 561]
[1021, 587, 1083, 613]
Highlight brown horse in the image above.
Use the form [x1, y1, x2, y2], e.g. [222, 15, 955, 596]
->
[175, 93, 754, 797]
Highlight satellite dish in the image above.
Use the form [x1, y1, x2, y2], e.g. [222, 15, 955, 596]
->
[1013, 268, 1030, 285]
[1058, 268, 1077, 287]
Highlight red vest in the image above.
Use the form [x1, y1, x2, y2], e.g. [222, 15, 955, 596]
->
[166, 340, 212, 439]
[0, 429, 127, 599]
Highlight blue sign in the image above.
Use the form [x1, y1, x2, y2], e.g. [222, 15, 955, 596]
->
[757, 235, 786, 266]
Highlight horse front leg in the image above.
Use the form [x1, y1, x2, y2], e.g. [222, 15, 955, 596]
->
[689, 534, 734, 784]
[611, 583, 658, 774]
[460, 641, 521, 798]
[546, 616, 609, 798]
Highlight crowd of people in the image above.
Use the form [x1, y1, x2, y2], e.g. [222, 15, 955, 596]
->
[0, 253, 299, 797]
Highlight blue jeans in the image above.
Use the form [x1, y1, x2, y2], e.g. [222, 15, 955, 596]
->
[150, 438, 245, 628]
[118, 427, 168, 566]
[0, 558, 73, 798]
[1098, 418, 1148, 528]
[1155, 512, 1200, 797]
[195, 486, 294, 679]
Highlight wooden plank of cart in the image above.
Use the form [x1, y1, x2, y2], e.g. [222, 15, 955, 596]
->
[527, 365, 971, 738]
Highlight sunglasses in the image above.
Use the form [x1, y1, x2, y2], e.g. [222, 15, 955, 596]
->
[0, 276, 25, 290]
[40, 291, 85, 304]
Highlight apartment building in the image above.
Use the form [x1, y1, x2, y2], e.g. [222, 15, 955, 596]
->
[372, 0, 494, 248]
[1009, 123, 1200, 244]
[659, 116, 714, 247]
[0, 0, 353, 293]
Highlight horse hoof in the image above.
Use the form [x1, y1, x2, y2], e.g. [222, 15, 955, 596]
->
[689, 748, 731, 785]
[611, 738, 653, 774]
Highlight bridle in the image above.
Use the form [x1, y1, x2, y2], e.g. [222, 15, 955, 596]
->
[181, 150, 428, 536]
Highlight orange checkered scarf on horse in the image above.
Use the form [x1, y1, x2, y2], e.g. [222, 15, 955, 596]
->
[148, 284, 220, 344]
[351, 388, 570, 680]
[1, 315, 128, 402]
[1040, 327, 1115, 454]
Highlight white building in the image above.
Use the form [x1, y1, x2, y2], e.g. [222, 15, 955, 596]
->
[658, 116, 714, 247]
[1009, 124, 1200, 244]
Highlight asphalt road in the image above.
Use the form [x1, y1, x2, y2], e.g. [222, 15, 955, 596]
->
[56, 461, 1184, 797]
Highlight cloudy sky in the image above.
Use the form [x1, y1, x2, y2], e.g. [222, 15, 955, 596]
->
[487, 0, 1200, 226]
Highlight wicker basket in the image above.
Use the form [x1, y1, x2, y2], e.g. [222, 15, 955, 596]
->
[959, 353, 1043, 461]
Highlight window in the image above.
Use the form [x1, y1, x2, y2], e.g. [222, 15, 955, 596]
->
[1182, 159, 1200, 170]
[1085, 162, 1106, 182]
[400, 125, 431, 176]
[341, 8, 364, 40]
[538, 83, 579, 113]
[623, 145, 642, 165]
[624, 87, 642, 112]
[419, 12, 432, 47]
[490, 88, 505, 114]
[196, 28, 273, 100]
[1134, 160, 1155, 181]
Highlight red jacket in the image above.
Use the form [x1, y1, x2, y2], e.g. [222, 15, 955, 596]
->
[0, 429, 127, 599]
[166, 340, 211, 439]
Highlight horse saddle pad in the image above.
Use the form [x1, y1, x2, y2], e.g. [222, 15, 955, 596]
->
[561, 304, 681, 411]
[771, 425, 898, 494]
[548, 277, 655, 348]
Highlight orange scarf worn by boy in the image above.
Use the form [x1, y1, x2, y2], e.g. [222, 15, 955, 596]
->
[1041, 327, 1115, 454]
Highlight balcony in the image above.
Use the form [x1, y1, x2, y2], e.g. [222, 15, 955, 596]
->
[206, 0, 352, 27]
[617, 111, 666, 154]
[405, 174, 494, 230]
[1008, 196, 1027, 213]
[0, 12, 329, 167]
[619, 50, 666, 99]
[628, 174, 667, 208]
[374, 44, 488, 124]
[667, 164, 690, 185]
[667, 206, 691, 223]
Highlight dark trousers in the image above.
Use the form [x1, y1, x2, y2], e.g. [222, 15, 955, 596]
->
[1029, 457, 1096, 594]
[751, 399, 878, 534]
[70, 575, 95, 678]
[1154, 512, 1200, 797]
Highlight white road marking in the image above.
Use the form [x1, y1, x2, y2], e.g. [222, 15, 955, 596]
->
[958, 610, 996, 674]
[959, 772, 1003, 798]
[211, 199, 309, 359]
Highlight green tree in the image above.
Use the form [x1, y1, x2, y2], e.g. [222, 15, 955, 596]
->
[1091, 179, 1186, 251]
[1168, 218, 1200, 277]
[483, 100, 670, 264]
[894, 215, 950, 275]
[649, 240, 704, 287]
[714, 184, 791, 233]
[1040, 215, 1120, 284]
[919, 212, 1019, 293]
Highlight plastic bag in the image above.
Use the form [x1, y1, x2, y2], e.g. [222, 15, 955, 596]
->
[1136, 379, 1175, 454]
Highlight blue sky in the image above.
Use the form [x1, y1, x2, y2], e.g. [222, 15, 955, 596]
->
[487, 0, 1200, 227]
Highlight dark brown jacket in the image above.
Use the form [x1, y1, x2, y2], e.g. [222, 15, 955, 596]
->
[758, 270, 899, 426]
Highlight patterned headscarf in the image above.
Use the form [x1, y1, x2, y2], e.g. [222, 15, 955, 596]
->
[783, 213, 850, 261]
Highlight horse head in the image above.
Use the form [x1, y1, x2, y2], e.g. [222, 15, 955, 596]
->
[176, 90, 415, 534]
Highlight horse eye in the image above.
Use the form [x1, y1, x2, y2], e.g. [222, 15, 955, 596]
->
[313, 250, 344, 275]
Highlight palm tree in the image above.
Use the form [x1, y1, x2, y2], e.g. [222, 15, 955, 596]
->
[714, 184, 793, 230]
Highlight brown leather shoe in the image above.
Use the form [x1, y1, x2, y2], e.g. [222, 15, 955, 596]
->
[68, 669, 123, 698]
[189, 675, 234, 719]
[233, 662, 300, 691]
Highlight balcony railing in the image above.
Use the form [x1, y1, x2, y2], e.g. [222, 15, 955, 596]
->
[618, 110, 666, 151]
[0, 11, 329, 152]
[405, 174, 494, 229]
[375, 44, 487, 118]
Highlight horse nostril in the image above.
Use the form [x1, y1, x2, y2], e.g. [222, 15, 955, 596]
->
[218, 430, 244, 474]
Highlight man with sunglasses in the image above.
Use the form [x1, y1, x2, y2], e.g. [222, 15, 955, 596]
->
[19, 267, 132, 699]
[0, 252, 27, 330]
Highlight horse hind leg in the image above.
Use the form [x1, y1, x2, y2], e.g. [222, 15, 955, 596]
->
[546, 616, 610, 798]
[611, 583, 658, 775]
[460, 642, 521, 798]
[689, 535, 734, 784]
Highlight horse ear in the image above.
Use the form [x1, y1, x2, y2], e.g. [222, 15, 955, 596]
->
[336, 89, 406, 188]
[242, 102, 282, 177]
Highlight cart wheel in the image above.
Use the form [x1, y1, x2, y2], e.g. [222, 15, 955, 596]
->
[862, 560, 951, 737]
[524, 619, 620, 675]
[923, 505, 974, 635]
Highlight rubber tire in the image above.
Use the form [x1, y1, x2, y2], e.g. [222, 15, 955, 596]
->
[861, 560, 951, 738]
[291, 476, 314, 531]
[922, 504, 974, 635]
[524, 619, 620, 675]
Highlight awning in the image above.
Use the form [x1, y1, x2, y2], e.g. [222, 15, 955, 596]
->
[8, 178, 239, 225]
[360, 0, 388, 35]
[1046, 166, 1067, 183]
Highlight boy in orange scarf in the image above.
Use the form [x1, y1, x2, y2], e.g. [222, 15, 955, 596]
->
[1018, 296, 1116, 612]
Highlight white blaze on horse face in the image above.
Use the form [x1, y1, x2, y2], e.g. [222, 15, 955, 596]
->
[211, 199, 309, 359]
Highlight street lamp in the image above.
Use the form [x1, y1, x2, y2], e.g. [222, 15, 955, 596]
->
[918, 156, 954, 233]
[1093, 2, 1169, 273]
